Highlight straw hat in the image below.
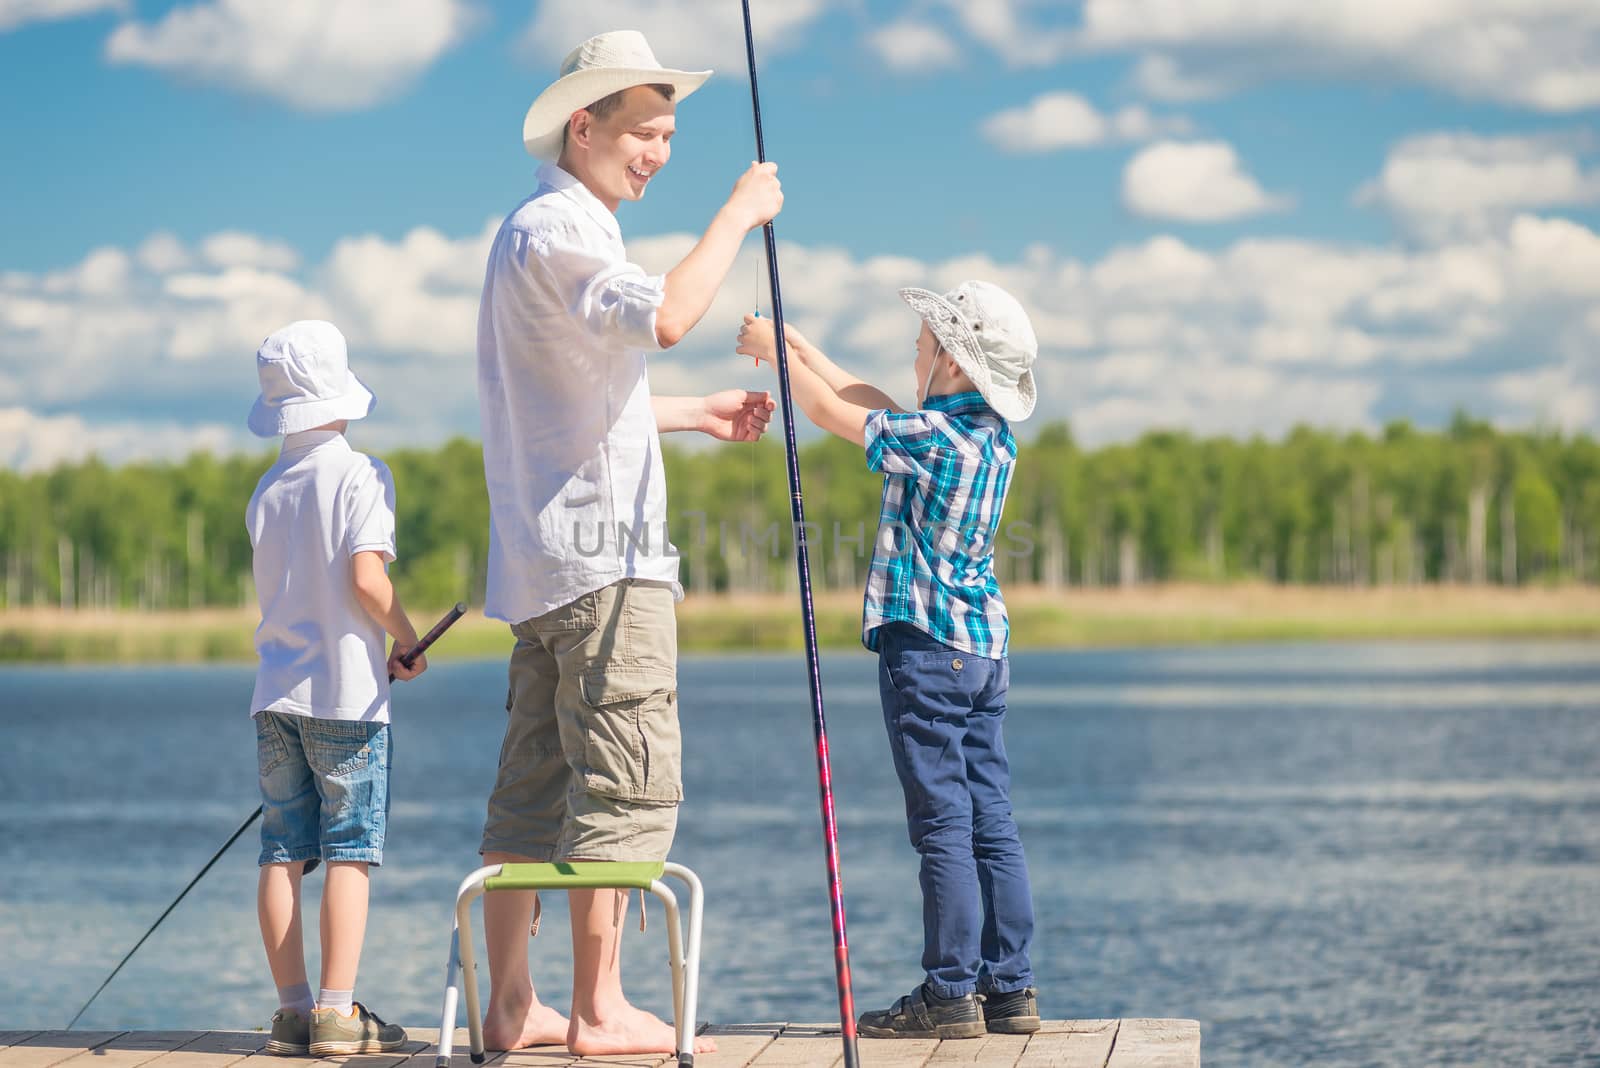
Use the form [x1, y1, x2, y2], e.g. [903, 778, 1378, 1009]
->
[522, 30, 711, 160]
[900, 281, 1039, 422]
[247, 320, 375, 437]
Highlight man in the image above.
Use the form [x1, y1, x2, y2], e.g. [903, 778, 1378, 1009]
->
[475, 30, 782, 1057]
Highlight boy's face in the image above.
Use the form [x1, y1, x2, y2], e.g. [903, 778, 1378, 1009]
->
[569, 87, 676, 211]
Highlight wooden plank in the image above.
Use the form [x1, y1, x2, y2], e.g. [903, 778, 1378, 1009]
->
[338, 1032, 514, 1068]
[0, 1032, 126, 1068]
[856, 1036, 939, 1066]
[243, 1037, 430, 1068]
[56, 1032, 200, 1068]
[0, 1021, 1200, 1068]
[1032, 1023, 1119, 1036]
[1016, 1021, 1119, 1068]
[925, 1033, 1027, 1066]
[142, 1030, 267, 1068]
[391, 1028, 512, 1067]
[1104, 1020, 1200, 1068]
[745, 1026, 842, 1068]
[495, 1046, 577, 1067]
[688, 1024, 784, 1068]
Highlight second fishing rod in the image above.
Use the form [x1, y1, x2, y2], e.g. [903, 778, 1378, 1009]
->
[66, 602, 468, 1030]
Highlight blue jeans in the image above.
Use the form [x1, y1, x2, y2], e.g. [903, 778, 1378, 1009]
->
[877, 622, 1035, 999]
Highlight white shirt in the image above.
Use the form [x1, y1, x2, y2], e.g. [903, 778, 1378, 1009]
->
[247, 430, 398, 721]
[477, 162, 682, 623]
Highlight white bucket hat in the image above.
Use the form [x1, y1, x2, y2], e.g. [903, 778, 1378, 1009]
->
[522, 30, 711, 160]
[900, 281, 1039, 422]
[247, 320, 376, 437]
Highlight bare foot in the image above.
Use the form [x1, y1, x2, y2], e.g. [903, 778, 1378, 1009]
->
[568, 1002, 718, 1057]
[483, 999, 569, 1051]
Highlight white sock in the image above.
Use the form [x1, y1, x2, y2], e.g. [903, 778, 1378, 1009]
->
[278, 983, 315, 1017]
[318, 988, 354, 1016]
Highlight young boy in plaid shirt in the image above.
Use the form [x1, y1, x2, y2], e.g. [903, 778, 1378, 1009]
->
[737, 281, 1041, 1039]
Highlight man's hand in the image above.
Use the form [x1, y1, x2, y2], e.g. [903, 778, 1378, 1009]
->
[726, 162, 783, 232]
[736, 314, 806, 367]
[388, 641, 427, 681]
[700, 388, 776, 442]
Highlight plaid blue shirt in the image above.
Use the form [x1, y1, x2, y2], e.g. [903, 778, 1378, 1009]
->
[862, 391, 1016, 658]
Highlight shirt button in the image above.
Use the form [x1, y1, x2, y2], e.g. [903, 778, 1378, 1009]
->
[952, 658, 964, 671]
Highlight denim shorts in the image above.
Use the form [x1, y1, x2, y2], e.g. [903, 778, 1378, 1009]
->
[255, 710, 391, 866]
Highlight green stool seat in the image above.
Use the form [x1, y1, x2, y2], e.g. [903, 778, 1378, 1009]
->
[484, 861, 665, 892]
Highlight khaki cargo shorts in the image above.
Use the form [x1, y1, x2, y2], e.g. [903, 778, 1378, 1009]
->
[480, 578, 680, 862]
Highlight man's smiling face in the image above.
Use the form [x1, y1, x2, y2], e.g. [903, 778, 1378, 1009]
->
[567, 85, 676, 212]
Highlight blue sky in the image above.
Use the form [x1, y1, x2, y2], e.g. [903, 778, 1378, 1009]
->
[2, 0, 1599, 468]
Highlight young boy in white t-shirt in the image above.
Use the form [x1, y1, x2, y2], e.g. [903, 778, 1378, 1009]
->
[245, 320, 427, 1056]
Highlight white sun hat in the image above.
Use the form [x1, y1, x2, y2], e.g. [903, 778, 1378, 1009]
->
[899, 281, 1039, 422]
[521, 30, 712, 160]
[247, 320, 376, 437]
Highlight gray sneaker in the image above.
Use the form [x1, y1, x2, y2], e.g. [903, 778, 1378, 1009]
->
[309, 1003, 407, 1056]
[265, 1009, 310, 1056]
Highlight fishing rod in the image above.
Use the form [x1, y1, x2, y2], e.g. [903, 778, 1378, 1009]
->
[737, 4, 860, 1065]
[66, 602, 468, 1030]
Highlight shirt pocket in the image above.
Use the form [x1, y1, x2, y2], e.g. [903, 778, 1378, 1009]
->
[578, 666, 683, 803]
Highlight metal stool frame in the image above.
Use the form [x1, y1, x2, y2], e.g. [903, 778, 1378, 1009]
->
[436, 861, 703, 1068]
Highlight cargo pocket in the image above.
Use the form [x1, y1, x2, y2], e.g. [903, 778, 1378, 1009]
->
[578, 665, 682, 803]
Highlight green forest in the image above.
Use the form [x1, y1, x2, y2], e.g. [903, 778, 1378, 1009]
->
[1, 414, 1596, 612]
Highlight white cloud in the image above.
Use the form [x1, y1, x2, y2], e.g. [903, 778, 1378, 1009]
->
[1358, 132, 1600, 242]
[866, 18, 961, 73]
[1073, 0, 1600, 113]
[104, 0, 474, 111]
[1129, 53, 1228, 102]
[1491, 361, 1598, 434]
[981, 91, 1190, 153]
[0, 0, 121, 33]
[317, 222, 496, 357]
[135, 233, 191, 275]
[200, 232, 301, 272]
[0, 407, 238, 471]
[946, 0, 1072, 68]
[1505, 214, 1600, 300]
[520, 0, 833, 74]
[1122, 140, 1291, 222]
[6, 210, 1600, 469]
[1071, 358, 1383, 443]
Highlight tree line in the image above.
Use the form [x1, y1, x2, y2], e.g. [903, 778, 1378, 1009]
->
[1, 415, 1595, 612]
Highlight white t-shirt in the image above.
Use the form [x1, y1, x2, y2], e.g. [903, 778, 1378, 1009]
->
[477, 162, 682, 624]
[247, 430, 398, 721]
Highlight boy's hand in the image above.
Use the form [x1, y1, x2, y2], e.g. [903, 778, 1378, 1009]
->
[726, 162, 783, 231]
[736, 314, 807, 367]
[388, 641, 427, 681]
[700, 389, 775, 442]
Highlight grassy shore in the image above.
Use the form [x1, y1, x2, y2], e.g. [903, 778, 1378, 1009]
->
[1, 584, 1597, 664]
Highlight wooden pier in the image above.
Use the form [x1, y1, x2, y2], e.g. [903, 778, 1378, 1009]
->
[0, 1022, 1199, 1067]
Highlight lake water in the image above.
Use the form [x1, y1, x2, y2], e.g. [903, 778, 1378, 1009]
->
[3, 641, 1599, 1065]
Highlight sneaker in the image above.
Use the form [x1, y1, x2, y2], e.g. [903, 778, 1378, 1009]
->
[979, 986, 1040, 1034]
[309, 1002, 408, 1056]
[264, 1009, 309, 1056]
[858, 982, 985, 1040]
